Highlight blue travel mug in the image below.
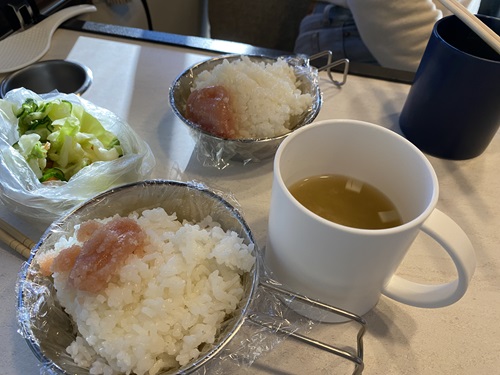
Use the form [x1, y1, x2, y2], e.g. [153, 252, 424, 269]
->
[399, 15, 500, 160]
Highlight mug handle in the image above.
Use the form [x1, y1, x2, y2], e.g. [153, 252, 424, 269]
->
[382, 209, 476, 308]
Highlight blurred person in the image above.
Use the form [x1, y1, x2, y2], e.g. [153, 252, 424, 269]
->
[294, 0, 482, 71]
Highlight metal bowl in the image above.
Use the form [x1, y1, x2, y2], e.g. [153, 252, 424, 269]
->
[0, 59, 92, 98]
[17, 180, 259, 375]
[169, 54, 322, 168]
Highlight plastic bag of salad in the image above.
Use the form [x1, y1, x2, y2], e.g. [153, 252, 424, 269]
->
[0, 89, 156, 222]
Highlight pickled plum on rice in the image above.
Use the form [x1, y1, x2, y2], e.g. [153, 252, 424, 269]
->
[185, 85, 237, 138]
[75, 219, 101, 242]
[38, 217, 146, 293]
[68, 217, 146, 293]
[50, 245, 81, 274]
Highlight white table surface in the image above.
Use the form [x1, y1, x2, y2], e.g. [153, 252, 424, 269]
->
[1, 29, 499, 375]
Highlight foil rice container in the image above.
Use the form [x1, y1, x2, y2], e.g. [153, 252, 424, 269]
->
[169, 54, 322, 169]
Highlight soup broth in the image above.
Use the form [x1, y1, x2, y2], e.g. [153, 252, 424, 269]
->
[288, 174, 403, 229]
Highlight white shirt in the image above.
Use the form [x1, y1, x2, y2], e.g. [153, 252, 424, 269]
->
[322, 0, 482, 71]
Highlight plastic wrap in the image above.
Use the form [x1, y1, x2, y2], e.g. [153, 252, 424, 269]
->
[16, 180, 365, 375]
[169, 54, 322, 170]
[0, 89, 156, 222]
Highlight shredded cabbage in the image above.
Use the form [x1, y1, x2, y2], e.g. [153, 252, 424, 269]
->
[13, 98, 123, 182]
[15, 133, 48, 179]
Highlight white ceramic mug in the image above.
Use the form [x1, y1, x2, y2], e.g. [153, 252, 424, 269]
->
[265, 119, 476, 322]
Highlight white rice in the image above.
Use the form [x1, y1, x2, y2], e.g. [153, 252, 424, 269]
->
[48, 208, 255, 375]
[191, 56, 313, 139]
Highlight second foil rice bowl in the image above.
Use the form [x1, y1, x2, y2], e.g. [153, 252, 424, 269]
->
[169, 54, 322, 168]
[17, 180, 259, 375]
